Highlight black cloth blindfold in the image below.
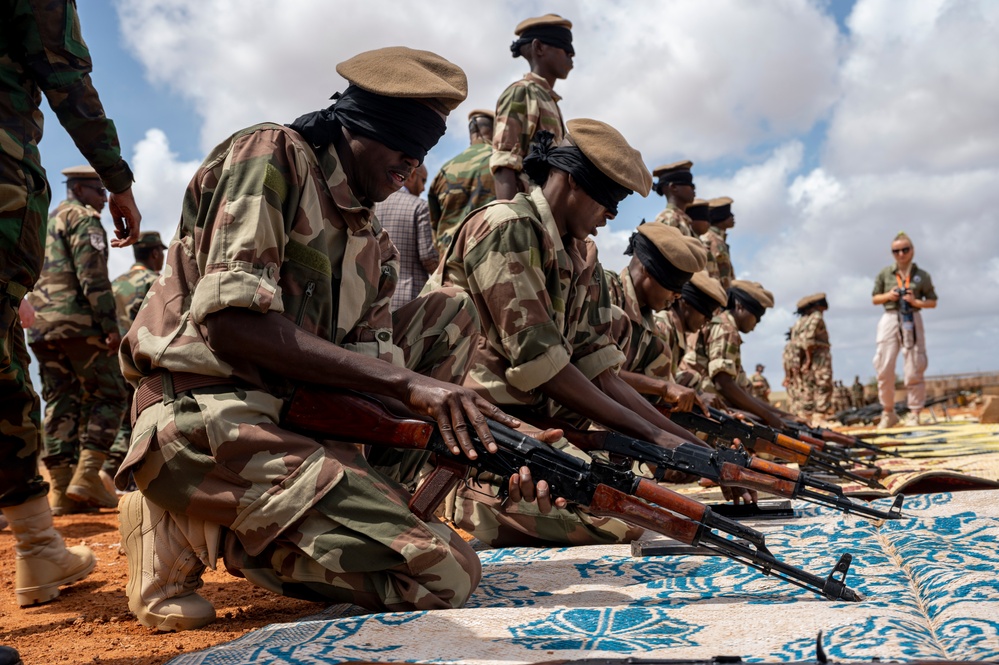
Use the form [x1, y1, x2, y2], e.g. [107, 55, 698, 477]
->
[681, 282, 720, 317]
[287, 85, 446, 163]
[626, 232, 693, 293]
[686, 205, 710, 222]
[709, 203, 732, 224]
[511, 26, 574, 57]
[658, 171, 693, 186]
[728, 287, 766, 320]
[523, 131, 631, 215]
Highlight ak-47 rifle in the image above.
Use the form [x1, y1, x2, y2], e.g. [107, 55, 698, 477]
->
[668, 408, 885, 489]
[780, 419, 901, 459]
[283, 388, 864, 602]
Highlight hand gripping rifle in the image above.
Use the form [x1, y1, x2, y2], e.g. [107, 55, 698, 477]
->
[283, 388, 863, 602]
[668, 408, 887, 489]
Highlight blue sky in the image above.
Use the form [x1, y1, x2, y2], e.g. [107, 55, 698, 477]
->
[31, 0, 999, 392]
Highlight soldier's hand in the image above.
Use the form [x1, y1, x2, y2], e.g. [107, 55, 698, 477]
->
[108, 187, 142, 248]
[105, 331, 122, 354]
[663, 382, 696, 413]
[404, 377, 521, 461]
[721, 483, 758, 505]
[18, 299, 35, 328]
[507, 466, 567, 513]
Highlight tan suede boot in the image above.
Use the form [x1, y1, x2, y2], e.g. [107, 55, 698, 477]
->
[49, 464, 96, 516]
[2, 496, 96, 607]
[119, 491, 216, 631]
[66, 449, 119, 508]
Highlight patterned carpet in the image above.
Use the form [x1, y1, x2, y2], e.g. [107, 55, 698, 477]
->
[168, 490, 999, 664]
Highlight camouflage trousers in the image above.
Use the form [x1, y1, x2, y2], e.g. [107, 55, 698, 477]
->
[30, 336, 126, 467]
[0, 296, 47, 508]
[124, 287, 483, 611]
[444, 435, 643, 548]
[798, 353, 833, 416]
[105, 383, 134, 477]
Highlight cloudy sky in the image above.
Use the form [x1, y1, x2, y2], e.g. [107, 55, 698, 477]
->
[36, 0, 999, 388]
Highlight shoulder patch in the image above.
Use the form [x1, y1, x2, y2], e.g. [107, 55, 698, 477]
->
[89, 231, 107, 251]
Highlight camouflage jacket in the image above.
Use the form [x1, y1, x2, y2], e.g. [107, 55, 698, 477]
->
[111, 263, 158, 335]
[653, 204, 694, 237]
[798, 309, 831, 369]
[118, 123, 401, 554]
[654, 307, 699, 386]
[121, 122, 402, 391]
[428, 141, 495, 255]
[704, 310, 750, 393]
[489, 72, 565, 175]
[1, 0, 133, 291]
[702, 226, 734, 290]
[26, 199, 117, 342]
[605, 268, 671, 379]
[427, 187, 624, 410]
[782, 317, 805, 375]
[749, 372, 770, 400]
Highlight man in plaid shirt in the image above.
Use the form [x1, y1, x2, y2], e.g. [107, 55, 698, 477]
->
[375, 165, 439, 310]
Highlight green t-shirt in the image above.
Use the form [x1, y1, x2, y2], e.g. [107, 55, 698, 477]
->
[872, 262, 937, 311]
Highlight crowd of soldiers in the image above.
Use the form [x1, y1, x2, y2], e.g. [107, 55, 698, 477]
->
[0, 6, 929, 656]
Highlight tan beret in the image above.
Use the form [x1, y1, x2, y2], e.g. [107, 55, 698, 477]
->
[336, 47, 468, 113]
[731, 279, 774, 309]
[689, 271, 728, 308]
[796, 292, 827, 310]
[708, 196, 734, 208]
[566, 118, 653, 197]
[61, 164, 99, 180]
[515, 14, 573, 35]
[467, 108, 495, 121]
[637, 224, 707, 273]
[652, 160, 693, 178]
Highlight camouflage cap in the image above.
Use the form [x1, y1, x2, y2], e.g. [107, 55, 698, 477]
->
[515, 14, 573, 34]
[61, 164, 100, 180]
[566, 118, 653, 196]
[637, 224, 707, 273]
[468, 108, 495, 121]
[689, 270, 728, 308]
[136, 231, 167, 249]
[731, 279, 774, 309]
[796, 292, 828, 311]
[652, 160, 693, 178]
[336, 46, 468, 113]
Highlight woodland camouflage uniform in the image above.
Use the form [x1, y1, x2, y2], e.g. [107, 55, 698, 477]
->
[427, 187, 639, 548]
[1, 0, 132, 508]
[118, 123, 482, 611]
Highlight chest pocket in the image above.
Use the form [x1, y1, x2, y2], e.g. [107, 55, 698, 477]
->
[282, 239, 335, 340]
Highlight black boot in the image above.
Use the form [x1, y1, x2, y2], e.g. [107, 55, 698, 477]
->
[0, 645, 23, 665]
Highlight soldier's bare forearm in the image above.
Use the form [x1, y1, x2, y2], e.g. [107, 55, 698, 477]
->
[593, 370, 705, 447]
[493, 168, 520, 200]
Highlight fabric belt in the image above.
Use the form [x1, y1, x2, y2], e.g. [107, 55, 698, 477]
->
[131, 371, 235, 426]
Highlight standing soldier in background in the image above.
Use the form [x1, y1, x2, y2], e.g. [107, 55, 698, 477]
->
[749, 363, 771, 402]
[794, 293, 832, 423]
[1, 0, 141, 612]
[104, 231, 167, 490]
[851, 375, 866, 408]
[27, 165, 126, 514]
[428, 109, 495, 255]
[491, 14, 572, 200]
[651, 161, 696, 236]
[782, 313, 805, 416]
[703, 197, 736, 290]
[685, 199, 720, 284]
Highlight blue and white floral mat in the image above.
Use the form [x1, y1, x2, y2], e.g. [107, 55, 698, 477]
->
[169, 490, 999, 664]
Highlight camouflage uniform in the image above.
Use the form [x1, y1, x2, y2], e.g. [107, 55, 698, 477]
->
[117, 124, 481, 611]
[489, 73, 565, 181]
[428, 141, 495, 255]
[427, 188, 639, 547]
[782, 319, 805, 415]
[797, 309, 832, 415]
[0, 0, 131, 508]
[25, 199, 126, 469]
[851, 379, 865, 408]
[701, 310, 751, 397]
[605, 269, 672, 381]
[106, 263, 159, 476]
[701, 226, 734, 291]
[653, 204, 693, 237]
[654, 308, 702, 389]
[749, 371, 770, 402]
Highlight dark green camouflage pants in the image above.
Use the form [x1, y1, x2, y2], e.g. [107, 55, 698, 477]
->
[30, 336, 126, 467]
[0, 297, 47, 508]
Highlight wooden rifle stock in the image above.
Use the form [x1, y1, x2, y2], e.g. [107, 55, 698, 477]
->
[283, 388, 468, 520]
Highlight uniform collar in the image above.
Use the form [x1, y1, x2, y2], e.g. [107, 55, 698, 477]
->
[316, 143, 374, 227]
[530, 186, 563, 254]
[523, 72, 562, 102]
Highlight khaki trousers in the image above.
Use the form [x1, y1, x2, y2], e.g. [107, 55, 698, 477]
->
[873, 310, 927, 412]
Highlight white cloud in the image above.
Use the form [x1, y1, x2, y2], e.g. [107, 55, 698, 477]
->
[826, 0, 999, 174]
[103, 129, 201, 280]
